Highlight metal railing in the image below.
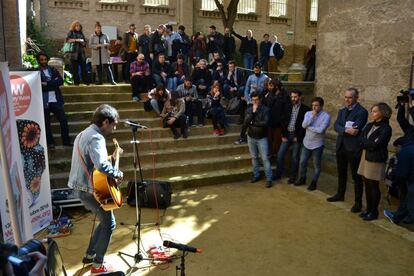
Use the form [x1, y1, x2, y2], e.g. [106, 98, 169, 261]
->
[143, 0, 169, 6]
[310, 0, 318, 21]
[237, 0, 256, 14]
[269, 0, 287, 17]
[201, 0, 221, 11]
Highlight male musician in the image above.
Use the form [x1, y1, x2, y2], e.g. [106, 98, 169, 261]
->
[68, 104, 123, 275]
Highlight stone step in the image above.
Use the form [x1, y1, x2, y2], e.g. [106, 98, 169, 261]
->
[63, 92, 132, 102]
[64, 100, 144, 112]
[48, 132, 242, 159]
[51, 115, 240, 133]
[48, 144, 250, 174]
[61, 84, 131, 94]
[50, 154, 252, 189]
[52, 123, 240, 143]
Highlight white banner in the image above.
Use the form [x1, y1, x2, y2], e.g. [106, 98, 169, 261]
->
[0, 62, 32, 244]
[10, 71, 52, 235]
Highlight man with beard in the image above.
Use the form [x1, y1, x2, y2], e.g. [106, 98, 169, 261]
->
[122, 23, 139, 83]
[234, 63, 268, 145]
[130, 53, 152, 101]
[68, 104, 123, 275]
[37, 52, 71, 149]
[274, 90, 310, 183]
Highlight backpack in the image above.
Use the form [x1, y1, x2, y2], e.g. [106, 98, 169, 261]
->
[226, 96, 241, 115]
[273, 43, 285, 61]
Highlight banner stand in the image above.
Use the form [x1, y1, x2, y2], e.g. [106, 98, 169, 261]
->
[0, 125, 22, 245]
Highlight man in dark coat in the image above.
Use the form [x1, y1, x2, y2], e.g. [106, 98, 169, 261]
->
[327, 88, 368, 214]
[223, 27, 235, 63]
[37, 52, 71, 148]
[274, 90, 310, 183]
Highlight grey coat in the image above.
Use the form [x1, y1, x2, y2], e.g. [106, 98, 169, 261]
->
[89, 33, 111, 65]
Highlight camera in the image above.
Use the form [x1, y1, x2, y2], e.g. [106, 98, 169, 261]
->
[0, 239, 46, 275]
[397, 89, 410, 105]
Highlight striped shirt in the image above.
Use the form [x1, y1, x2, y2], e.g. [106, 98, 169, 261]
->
[288, 103, 301, 132]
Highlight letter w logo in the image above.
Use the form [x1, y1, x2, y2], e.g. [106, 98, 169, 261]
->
[11, 83, 25, 96]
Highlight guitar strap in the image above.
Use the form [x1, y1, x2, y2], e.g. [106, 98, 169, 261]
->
[76, 132, 94, 189]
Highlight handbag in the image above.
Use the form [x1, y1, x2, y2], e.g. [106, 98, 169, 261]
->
[62, 42, 75, 53]
[226, 96, 241, 115]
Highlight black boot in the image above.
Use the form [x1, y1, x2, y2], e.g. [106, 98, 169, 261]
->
[171, 128, 180, 139]
[307, 180, 317, 191]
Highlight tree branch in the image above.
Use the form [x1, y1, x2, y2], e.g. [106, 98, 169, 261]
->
[214, 0, 228, 27]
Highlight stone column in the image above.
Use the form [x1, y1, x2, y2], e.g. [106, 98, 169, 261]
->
[0, 0, 23, 69]
[178, 0, 194, 34]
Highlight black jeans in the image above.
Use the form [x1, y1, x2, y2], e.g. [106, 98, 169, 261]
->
[123, 52, 138, 82]
[394, 183, 414, 221]
[210, 108, 226, 130]
[71, 59, 89, 85]
[96, 64, 115, 84]
[44, 103, 70, 145]
[164, 115, 186, 136]
[131, 75, 152, 98]
[363, 177, 381, 215]
[336, 147, 363, 204]
[185, 100, 204, 126]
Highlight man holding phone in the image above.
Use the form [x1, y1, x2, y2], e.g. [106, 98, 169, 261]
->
[327, 88, 368, 213]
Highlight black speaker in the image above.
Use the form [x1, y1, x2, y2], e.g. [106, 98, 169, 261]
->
[127, 180, 172, 209]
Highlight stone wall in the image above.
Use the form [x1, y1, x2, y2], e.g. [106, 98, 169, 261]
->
[316, 0, 414, 139]
[38, 0, 317, 69]
[0, 0, 23, 68]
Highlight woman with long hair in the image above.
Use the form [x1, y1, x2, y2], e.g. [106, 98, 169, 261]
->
[148, 84, 170, 115]
[207, 82, 226, 136]
[66, 20, 89, 85]
[357, 102, 392, 221]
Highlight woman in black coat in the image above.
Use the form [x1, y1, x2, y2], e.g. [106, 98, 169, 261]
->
[357, 102, 392, 221]
[66, 20, 89, 85]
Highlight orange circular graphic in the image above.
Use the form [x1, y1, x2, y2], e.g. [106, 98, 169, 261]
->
[10, 75, 32, 116]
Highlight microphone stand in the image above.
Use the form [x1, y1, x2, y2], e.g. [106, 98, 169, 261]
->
[176, 251, 188, 276]
[118, 125, 154, 274]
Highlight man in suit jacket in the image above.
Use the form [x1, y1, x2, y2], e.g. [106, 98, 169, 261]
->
[37, 52, 71, 149]
[327, 88, 368, 213]
[274, 90, 310, 183]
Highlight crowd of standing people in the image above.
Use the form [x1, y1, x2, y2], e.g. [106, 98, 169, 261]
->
[32, 19, 414, 276]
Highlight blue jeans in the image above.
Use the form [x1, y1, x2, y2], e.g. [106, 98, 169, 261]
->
[274, 134, 301, 179]
[243, 53, 255, 70]
[170, 76, 184, 92]
[77, 190, 116, 265]
[153, 74, 174, 91]
[150, 99, 161, 114]
[247, 136, 272, 181]
[298, 145, 324, 182]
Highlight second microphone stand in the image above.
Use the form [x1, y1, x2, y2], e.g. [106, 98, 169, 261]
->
[118, 124, 152, 272]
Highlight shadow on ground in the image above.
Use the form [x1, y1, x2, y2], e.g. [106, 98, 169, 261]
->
[51, 172, 414, 276]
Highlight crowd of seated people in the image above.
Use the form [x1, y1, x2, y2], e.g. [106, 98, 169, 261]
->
[59, 20, 414, 228]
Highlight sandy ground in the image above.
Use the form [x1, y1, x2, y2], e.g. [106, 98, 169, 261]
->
[50, 173, 414, 276]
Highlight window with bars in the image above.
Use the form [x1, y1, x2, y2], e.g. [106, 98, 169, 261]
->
[201, 0, 221, 11]
[237, 0, 256, 14]
[269, 0, 287, 17]
[310, 0, 318, 21]
[99, 0, 127, 2]
[144, 0, 168, 6]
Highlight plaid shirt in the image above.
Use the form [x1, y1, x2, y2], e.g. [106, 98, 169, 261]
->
[130, 61, 150, 75]
[288, 103, 301, 132]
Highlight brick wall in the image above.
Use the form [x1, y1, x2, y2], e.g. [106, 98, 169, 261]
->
[38, 0, 317, 69]
[316, 0, 414, 140]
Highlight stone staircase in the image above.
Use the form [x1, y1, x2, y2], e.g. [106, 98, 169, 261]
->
[49, 82, 317, 192]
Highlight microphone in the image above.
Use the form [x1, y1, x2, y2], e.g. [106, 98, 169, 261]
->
[124, 119, 148, 129]
[163, 240, 202, 253]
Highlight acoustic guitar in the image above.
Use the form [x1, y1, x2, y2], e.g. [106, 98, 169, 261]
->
[93, 138, 123, 211]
